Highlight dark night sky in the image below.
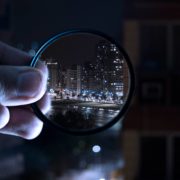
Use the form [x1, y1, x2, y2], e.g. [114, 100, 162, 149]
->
[41, 33, 110, 68]
[11, 0, 123, 48]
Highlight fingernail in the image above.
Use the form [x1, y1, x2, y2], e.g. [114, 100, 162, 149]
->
[17, 70, 42, 98]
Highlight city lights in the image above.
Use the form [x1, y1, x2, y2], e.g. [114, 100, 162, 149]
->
[45, 42, 126, 105]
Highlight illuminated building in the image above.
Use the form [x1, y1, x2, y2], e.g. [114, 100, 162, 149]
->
[81, 62, 98, 92]
[76, 65, 81, 94]
[96, 41, 124, 98]
[46, 60, 60, 90]
[65, 65, 81, 95]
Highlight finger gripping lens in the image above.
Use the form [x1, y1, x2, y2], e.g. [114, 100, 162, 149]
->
[30, 29, 135, 135]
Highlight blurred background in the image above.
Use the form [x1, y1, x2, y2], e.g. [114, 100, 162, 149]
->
[0, 0, 180, 179]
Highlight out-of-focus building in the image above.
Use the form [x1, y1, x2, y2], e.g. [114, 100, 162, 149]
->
[122, 0, 180, 179]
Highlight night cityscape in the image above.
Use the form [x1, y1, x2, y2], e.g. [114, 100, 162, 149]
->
[2, 0, 180, 179]
[44, 40, 129, 128]
[47, 41, 128, 104]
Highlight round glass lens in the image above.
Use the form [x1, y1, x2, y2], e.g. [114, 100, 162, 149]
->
[31, 30, 134, 134]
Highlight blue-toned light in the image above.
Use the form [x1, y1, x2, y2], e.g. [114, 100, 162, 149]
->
[92, 145, 101, 153]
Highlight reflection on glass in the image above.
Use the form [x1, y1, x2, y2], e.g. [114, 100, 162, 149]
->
[36, 33, 130, 130]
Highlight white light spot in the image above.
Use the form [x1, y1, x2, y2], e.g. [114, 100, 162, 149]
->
[92, 145, 101, 153]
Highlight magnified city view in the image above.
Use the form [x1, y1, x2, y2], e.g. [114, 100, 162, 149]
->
[40, 34, 129, 130]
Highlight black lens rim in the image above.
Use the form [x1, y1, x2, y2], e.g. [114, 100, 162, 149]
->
[30, 29, 135, 136]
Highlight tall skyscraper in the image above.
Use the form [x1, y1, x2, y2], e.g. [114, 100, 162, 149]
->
[96, 41, 124, 97]
[46, 60, 60, 91]
[65, 65, 81, 95]
[81, 61, 97, 92]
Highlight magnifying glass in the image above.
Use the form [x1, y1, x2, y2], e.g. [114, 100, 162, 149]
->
[30, 29, 135, 135]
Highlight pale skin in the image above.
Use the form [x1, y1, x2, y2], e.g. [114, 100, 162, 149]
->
[0, 42, 50, 140]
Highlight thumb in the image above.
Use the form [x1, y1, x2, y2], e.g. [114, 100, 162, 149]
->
[0, 65, 47, 106]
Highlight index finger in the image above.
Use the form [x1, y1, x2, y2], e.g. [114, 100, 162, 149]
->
[0, 41, 32, 66]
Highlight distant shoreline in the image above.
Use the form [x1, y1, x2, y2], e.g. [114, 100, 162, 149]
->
[52, 100, 120, 110]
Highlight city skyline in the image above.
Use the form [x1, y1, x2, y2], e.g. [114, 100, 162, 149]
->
[44, 40, 128, 104]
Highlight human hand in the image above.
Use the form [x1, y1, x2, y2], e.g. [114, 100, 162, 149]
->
[0, 42, 50, 139]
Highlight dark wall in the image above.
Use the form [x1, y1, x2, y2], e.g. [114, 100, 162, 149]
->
[11, 0, 122, 47]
